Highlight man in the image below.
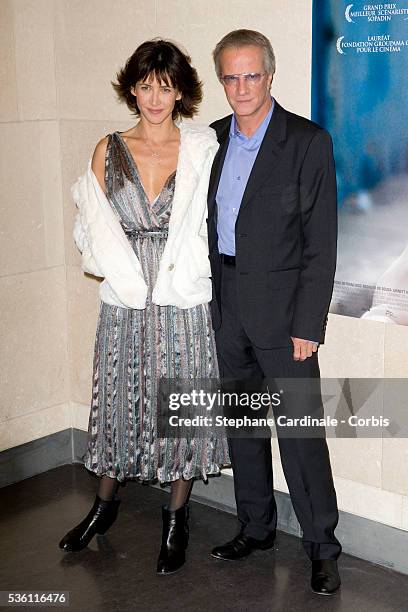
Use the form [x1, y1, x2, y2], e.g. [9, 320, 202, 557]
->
[207, 29, 341, 595]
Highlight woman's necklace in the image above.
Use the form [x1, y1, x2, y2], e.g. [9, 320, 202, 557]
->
[140, 126, 179, 166]
[143, 136, 165, 165]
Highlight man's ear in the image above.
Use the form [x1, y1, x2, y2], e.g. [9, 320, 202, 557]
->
[268, 74, 273, 89]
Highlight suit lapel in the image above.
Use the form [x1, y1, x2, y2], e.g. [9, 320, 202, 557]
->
[238, 102, 287, 214]
[208, 119, 231, 219]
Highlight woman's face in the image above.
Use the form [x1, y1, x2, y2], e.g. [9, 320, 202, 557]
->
[131, 74, 181, 124]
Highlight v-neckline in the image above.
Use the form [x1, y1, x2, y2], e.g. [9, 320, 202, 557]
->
[115, 131, 176, 207]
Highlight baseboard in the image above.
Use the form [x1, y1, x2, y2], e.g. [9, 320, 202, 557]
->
[0, 429, 73, 488]
[1, 427, 408, 575]
[189, 476, 301, 537]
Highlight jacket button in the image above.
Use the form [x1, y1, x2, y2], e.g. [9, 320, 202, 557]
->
[168, 263, 174, 271]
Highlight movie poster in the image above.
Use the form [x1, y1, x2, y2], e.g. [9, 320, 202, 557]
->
[312, 1, 408, 324]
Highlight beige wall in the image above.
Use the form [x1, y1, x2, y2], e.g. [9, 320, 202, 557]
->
[1, 0, 407, 531]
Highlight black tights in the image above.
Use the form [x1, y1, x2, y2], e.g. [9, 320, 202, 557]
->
[97, 475, 121, 501]
[97, 475, 193, 510]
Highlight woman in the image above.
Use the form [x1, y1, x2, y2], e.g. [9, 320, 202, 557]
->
[59, 39, 229, 574]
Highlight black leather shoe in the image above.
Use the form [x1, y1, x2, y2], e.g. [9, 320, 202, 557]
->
[59, 495, 121, 552]
[157, 504, 189, 575]
[311, 559, 341, 595]
[211, 530, 275, 560]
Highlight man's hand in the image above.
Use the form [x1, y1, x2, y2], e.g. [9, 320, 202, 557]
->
[291, 337, 319, 361]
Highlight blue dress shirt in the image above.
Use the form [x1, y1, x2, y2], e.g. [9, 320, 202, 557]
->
[216, 99, 275, 256]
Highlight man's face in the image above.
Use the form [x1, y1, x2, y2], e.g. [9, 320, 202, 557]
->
[218, 45, 273, 119]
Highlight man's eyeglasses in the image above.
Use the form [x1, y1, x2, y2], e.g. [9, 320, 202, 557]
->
[220, 72, 266, 87]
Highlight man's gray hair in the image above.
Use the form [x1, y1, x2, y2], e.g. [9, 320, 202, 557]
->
[213, 29, 276, 78]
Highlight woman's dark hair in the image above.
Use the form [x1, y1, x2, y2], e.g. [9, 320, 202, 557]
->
[112, 39, 203, 119]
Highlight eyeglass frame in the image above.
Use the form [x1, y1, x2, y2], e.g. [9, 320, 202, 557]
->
[219, 72, 268, 87]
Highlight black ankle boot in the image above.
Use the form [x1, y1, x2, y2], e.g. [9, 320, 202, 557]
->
[157, 504, 189, 575]
[59, 495, 121, 552]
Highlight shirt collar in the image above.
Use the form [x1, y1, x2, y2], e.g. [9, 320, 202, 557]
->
[230, 97, 275, 147]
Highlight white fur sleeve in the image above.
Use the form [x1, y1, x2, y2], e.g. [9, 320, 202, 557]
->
[72, 196, 104, 278]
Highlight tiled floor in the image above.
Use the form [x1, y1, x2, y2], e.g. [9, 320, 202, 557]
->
[1, 464, 407, 612]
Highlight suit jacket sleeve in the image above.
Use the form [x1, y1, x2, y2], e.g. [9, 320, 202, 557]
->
[290, 129, 338, 343]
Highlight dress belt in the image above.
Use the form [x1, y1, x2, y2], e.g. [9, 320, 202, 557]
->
[122, 227, 168, 237]
[220, 253, 236, 266]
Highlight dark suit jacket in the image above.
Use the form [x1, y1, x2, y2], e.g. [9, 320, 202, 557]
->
[207, 101, 338, 349]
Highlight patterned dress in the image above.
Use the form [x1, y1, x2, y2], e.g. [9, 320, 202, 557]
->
[82, 132, 229, 483]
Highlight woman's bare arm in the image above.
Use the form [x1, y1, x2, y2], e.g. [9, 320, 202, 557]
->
[91, 136, 109, 193]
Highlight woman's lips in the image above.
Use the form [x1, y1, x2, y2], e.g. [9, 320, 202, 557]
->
[148, 108, 164, 114]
